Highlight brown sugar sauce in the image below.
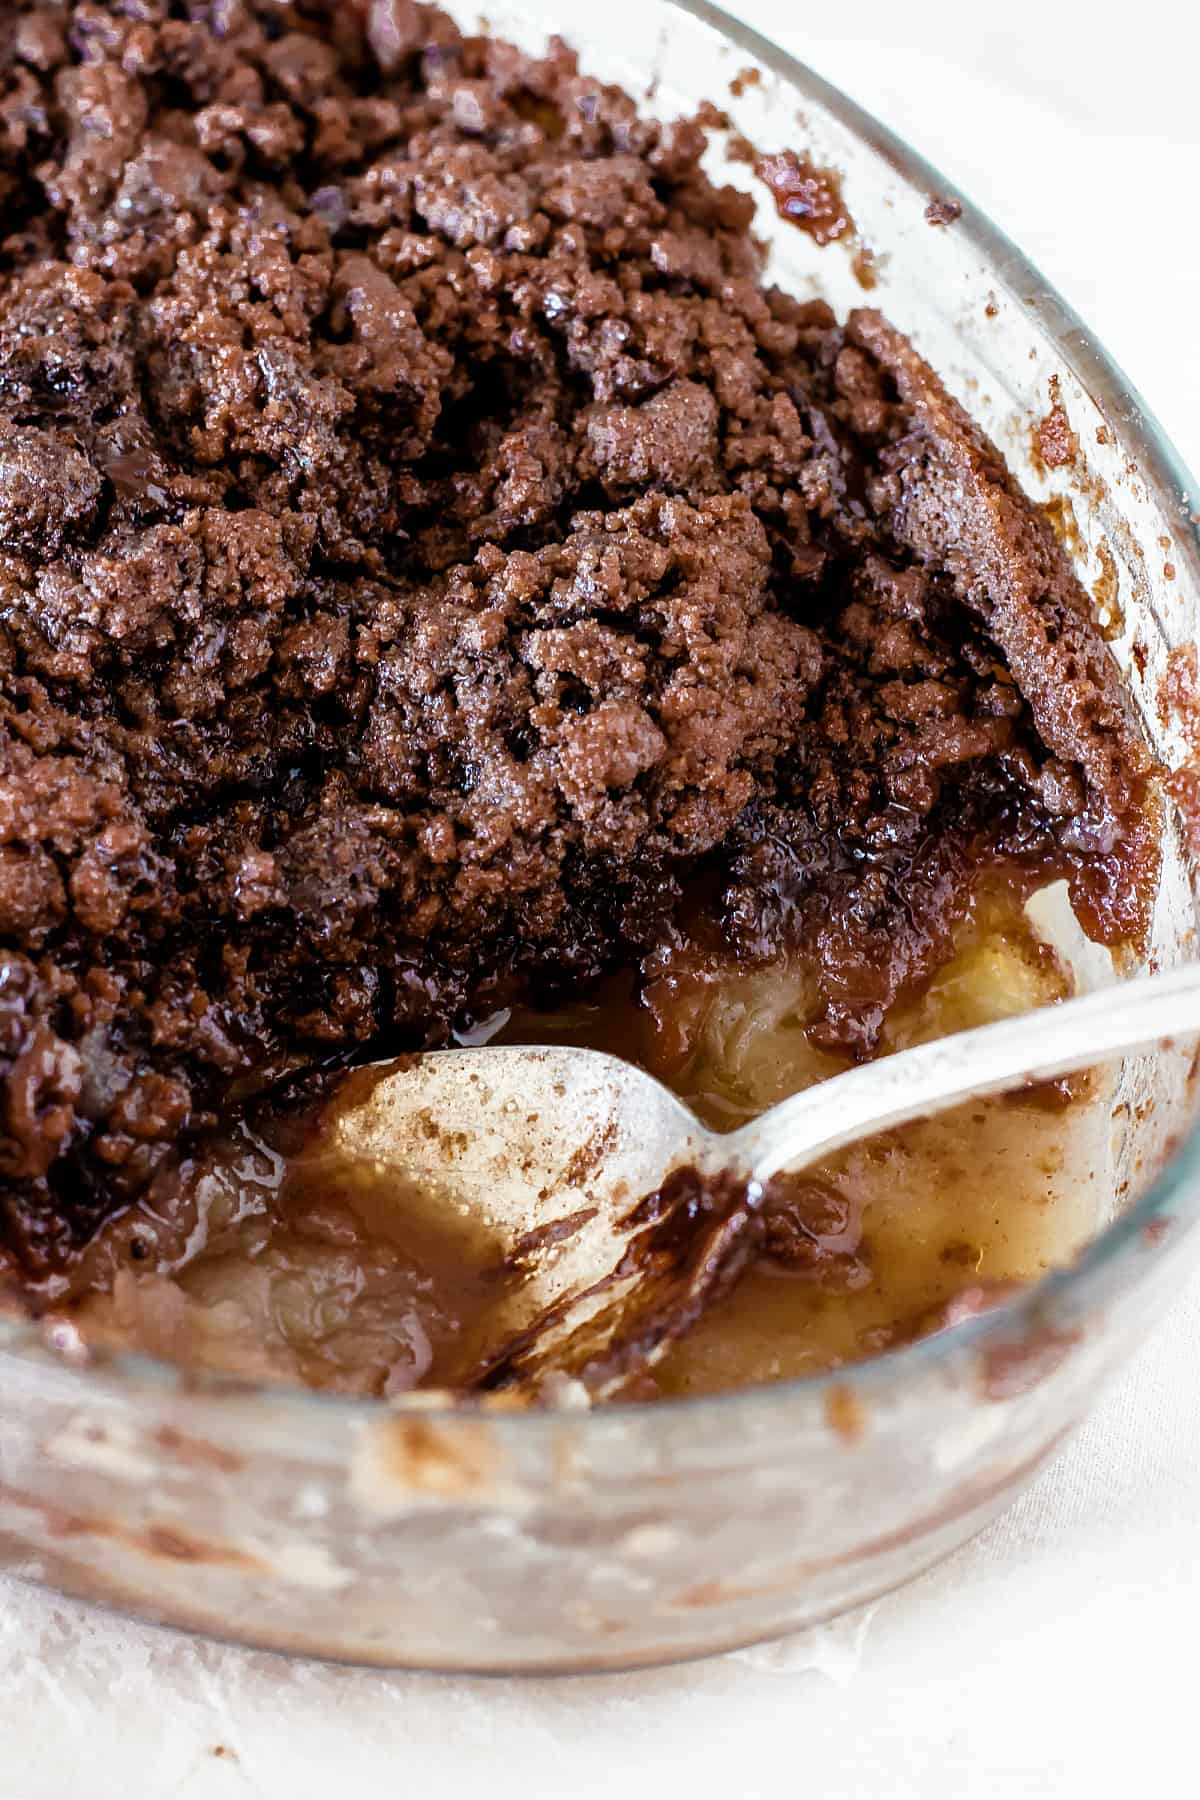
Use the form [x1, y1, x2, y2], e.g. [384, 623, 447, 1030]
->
[63, 884, 1111, 1402]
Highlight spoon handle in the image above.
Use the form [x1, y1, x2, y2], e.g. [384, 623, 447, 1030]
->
[729, 962, 1200, 1185]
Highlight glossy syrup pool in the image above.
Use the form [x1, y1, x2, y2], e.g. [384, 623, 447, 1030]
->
[65, 887, 1114, 1400]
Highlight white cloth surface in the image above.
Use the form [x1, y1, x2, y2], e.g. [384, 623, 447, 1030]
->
[3, 3, 1198, 1795]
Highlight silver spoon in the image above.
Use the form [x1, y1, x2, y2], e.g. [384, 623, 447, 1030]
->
[322, 962, 1200, 1399]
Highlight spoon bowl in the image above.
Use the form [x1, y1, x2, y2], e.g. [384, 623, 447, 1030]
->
[323, 963, 1200, 1396]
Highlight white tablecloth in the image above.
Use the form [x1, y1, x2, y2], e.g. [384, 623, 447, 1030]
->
[4, 3, 1198, 1794]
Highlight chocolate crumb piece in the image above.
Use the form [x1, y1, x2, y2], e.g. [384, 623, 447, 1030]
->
[1035, 376, 1080, 470]
[0, 2, 1156, 1285]
[1165, 765, 1200, 857]
[851, 245, 879, 291]
[757, 148, 854, 244]
[925, 195, 962, 226]
[1160, 643, 1200, 753]
[694, 99, 730, 131]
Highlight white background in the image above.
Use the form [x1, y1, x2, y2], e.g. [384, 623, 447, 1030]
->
[3, 2, 1199, 1794]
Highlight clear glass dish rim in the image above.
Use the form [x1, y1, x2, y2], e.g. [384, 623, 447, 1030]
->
[2, 0, 1197, 1433]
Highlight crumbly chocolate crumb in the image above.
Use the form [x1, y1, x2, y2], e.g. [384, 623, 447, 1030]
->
[729, 67, 762, 99]
[1035, 376, 1080, 470]
[924, 195, 962, 226]
[757, 148, 853, 245]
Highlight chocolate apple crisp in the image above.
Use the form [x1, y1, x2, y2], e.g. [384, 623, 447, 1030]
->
[0, 0, 1154, 1293]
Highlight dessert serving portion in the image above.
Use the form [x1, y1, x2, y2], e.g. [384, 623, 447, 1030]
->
[0, 0, 1159, 1401]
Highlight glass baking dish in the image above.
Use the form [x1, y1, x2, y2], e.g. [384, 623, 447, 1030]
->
[1, 0, 1198, 1673]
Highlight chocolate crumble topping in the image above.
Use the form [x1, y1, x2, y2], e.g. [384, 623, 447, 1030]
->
[0, 1, 1154, 1280]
